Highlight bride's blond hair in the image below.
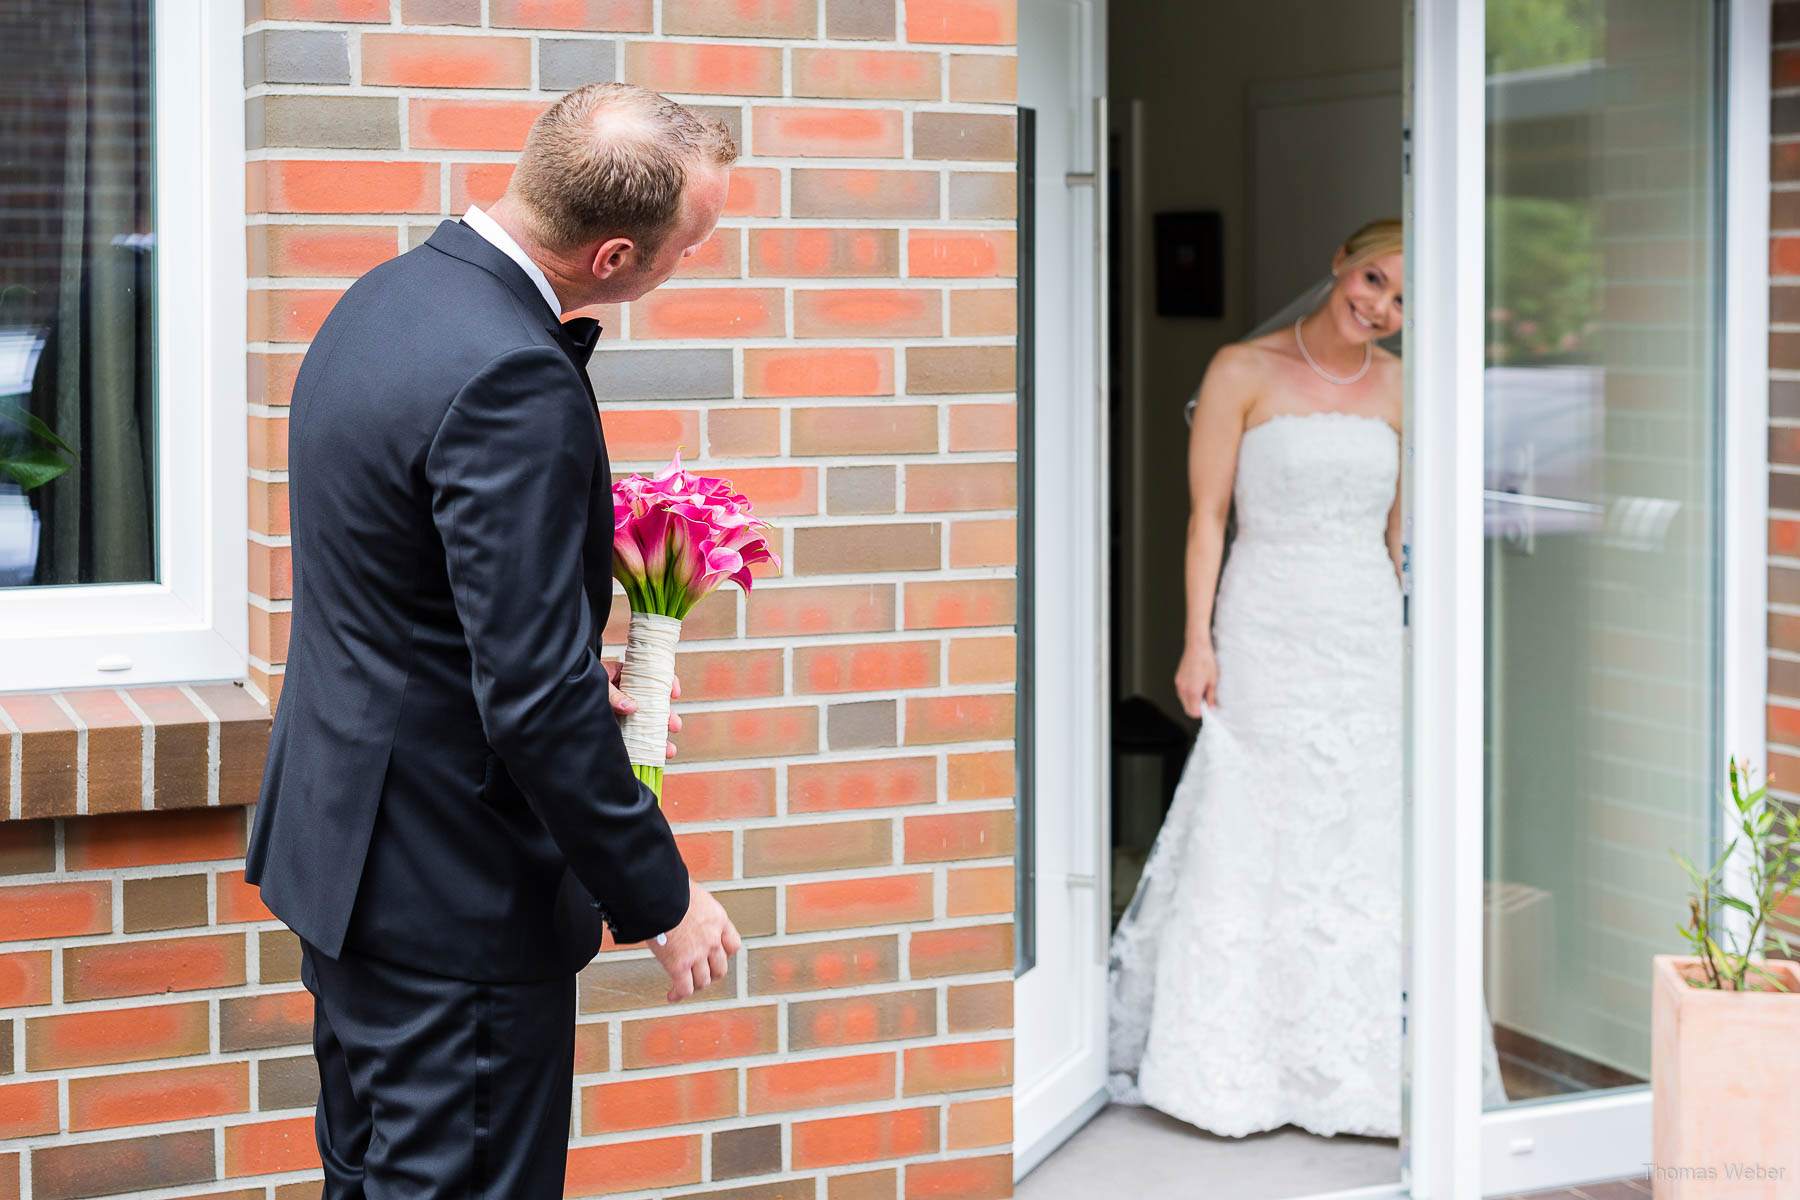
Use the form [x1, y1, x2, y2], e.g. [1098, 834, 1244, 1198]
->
[1339, 217, 1403, 272]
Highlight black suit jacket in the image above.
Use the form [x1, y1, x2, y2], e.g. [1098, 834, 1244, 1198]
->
[246, 219, 690, 982]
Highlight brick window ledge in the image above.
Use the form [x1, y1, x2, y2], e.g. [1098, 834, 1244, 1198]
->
[0, 684, 271, 821]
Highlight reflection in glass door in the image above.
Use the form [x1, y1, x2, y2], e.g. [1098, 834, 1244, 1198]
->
[1482, 0, 1721, 1115]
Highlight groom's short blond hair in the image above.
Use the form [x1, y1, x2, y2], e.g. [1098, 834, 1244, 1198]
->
[508, 82, 737, 256]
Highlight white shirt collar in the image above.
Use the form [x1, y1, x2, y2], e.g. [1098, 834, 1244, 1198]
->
[462, 206, 563, 316]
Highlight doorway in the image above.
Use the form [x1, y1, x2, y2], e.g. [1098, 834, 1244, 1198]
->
[1013, 0, 1759, 1197]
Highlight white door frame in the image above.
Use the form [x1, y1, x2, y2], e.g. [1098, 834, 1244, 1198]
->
[1013, 0, 1111, 1179]
[1406, 1, 1769, 1197]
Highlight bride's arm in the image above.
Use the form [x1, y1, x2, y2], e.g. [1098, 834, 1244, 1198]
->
[1175, 346, 1257, 718]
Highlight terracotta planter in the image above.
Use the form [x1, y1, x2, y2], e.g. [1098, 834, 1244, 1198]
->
[1650, 954, 1800, 1198]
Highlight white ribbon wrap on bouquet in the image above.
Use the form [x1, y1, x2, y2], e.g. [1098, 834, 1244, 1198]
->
[616, 611, 683, 770]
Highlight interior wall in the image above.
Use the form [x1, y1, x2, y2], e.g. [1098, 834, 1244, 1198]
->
[1109, 0, 1404, 722]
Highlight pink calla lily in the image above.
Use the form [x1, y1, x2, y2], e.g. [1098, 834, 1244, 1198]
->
[612, 449, 782, 618]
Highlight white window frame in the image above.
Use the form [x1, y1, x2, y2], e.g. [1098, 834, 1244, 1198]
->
[1408, 0, 1768, 1196]
[0, 0, 249, 693]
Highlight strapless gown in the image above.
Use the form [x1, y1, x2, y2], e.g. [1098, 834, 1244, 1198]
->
[1106, 411, 1505, 1138]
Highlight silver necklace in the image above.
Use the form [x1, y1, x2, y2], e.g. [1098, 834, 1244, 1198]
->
[1294, 316, 1371, 385]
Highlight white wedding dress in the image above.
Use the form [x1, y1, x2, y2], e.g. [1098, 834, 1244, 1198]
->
[1107, 411, 1505, 1139]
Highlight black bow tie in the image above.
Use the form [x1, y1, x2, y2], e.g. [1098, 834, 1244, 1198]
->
[559, 317, 602, 368]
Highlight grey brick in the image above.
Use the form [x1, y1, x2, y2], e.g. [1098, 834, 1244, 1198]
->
[828, 466, 896, 514]
[257, 1054, 320, 1111]
[589, 348, 733, 402]
[829, 700, 896, 750]
[950, 170, 1018, 220]
[539, 39, 618, 92]
[244, 29, 351, 87]
[407, 223, 440, 251]
[247, 96, 400, 151]
[827, 0, 897, 39]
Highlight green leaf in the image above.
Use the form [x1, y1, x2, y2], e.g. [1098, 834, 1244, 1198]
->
[0, 447, 72, 491]
[0, 398, 75, 456]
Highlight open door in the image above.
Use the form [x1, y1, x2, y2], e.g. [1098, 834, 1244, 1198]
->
[1012, 0, 1110, 1178]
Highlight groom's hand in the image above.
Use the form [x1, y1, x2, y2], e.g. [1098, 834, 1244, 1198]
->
[606, 661, 682, 760]
[650, 881, 742, 1002]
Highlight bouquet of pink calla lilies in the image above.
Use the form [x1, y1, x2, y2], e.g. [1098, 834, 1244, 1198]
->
[613, 450, 779, 798]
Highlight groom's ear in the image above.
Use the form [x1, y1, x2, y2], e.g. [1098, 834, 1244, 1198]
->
[589, 237, 636, 280]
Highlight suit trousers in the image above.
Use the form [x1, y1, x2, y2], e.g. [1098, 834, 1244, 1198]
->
[300, 939, 576, 1199]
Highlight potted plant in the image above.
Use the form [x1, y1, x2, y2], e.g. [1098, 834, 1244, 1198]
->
[1651, 759, 1800, 1197]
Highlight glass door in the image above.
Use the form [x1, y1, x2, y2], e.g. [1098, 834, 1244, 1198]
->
[1476, 0, 1729, 1189]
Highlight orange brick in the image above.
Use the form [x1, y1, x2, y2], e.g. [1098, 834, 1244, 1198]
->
[947, 635, 1013, 685]
[65, 808, 246, 871]
[726, 167, 783, 217]
[676, 705, 819, 762]
[910, 924, 1012, 977]
[665, 0, 814, 36]
[949, 288, 1017, 337]
[753, 107, 904, 158]
[713, 465, 817, 516]
[27, 1002, 211, 1070]
[263, 0, 387, 16]
[248, 414, 289, 472]
[903, 1038, 1012, 1094]
[904, 463, 1015, 512]
[255, 160, 440, 215]
[905, 1153, 1012, 1198]
[631, 287, 785, 338]
[905, 694, 1013, 745]
[949, 54, 1017, 103]
[491, 0, 652, 28]
[746, 583, 896, 637]
[626, 42, 784, 96]
[831, 1169, 899, 1200]
[450, 162, 514, 211]
[790, 989, 937, 1050]
[792, 1106, 939, 1168]
[662, 768, 777, 822]
[751, 228, 899, 278]
[225, 1116, 319, 1177]
[948, 1096, 1012, 1149]
[0, 882, 110, 942]
[249, 224, 398, 278]
[794, 641, 938, 694]
[621, 1006, 779, 1068]
[708, 406, 782, 457]
[361, 34, 531, 88]
[903, 579, 1015, 630]
[248, 350, 304, 409]
[70, 1063, 251, 1132]
[409, 99, 544, 151]
[669, 649, 786, 704]
[220, 991, 314, 1052]
[787, 873, 934, 933]
[791, 405, 938, 456]
[949, 518, 1016, 568]
[747, 1052, 897, 1114]
[748, 935, 898, 996]
[794, 49, 940, 99]
[565, 1135, 702, 1196]
[0, 1081, 57, 1137]
[249, 288, 342, 344]
[947, 865, 1014, 918]
[675, 229, 743, 279]
[790, 757, 936, 813]
[581, 1069, 738, 1134]
[673, 830, 733, 882]
[744, 819, 892, 876]
[906, 0, 1017, 44]
[64, 934, 247, 1001]
[947, 402, 1017, 451]
[599, 408, 704, 463]
[905, 811, 1014, 864]
[947, 981, 1011, 1031]
[909, 231, 1017, 278]
[216, 870, 276, 924]
[795, 288, 940, 338]
[745, 347, 895, 398]
[947, 751, 1013, 801]
[0, 950, 52, 1006]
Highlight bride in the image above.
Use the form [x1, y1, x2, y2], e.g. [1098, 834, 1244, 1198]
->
[1107, 219, 1504, 1139]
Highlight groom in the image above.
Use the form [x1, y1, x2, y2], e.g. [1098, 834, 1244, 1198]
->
[246, 83, 741, 1197]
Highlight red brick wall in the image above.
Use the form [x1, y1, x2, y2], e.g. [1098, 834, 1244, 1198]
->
[1, 1, 1022, 1197]
[1771, 1, 1800, 797]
